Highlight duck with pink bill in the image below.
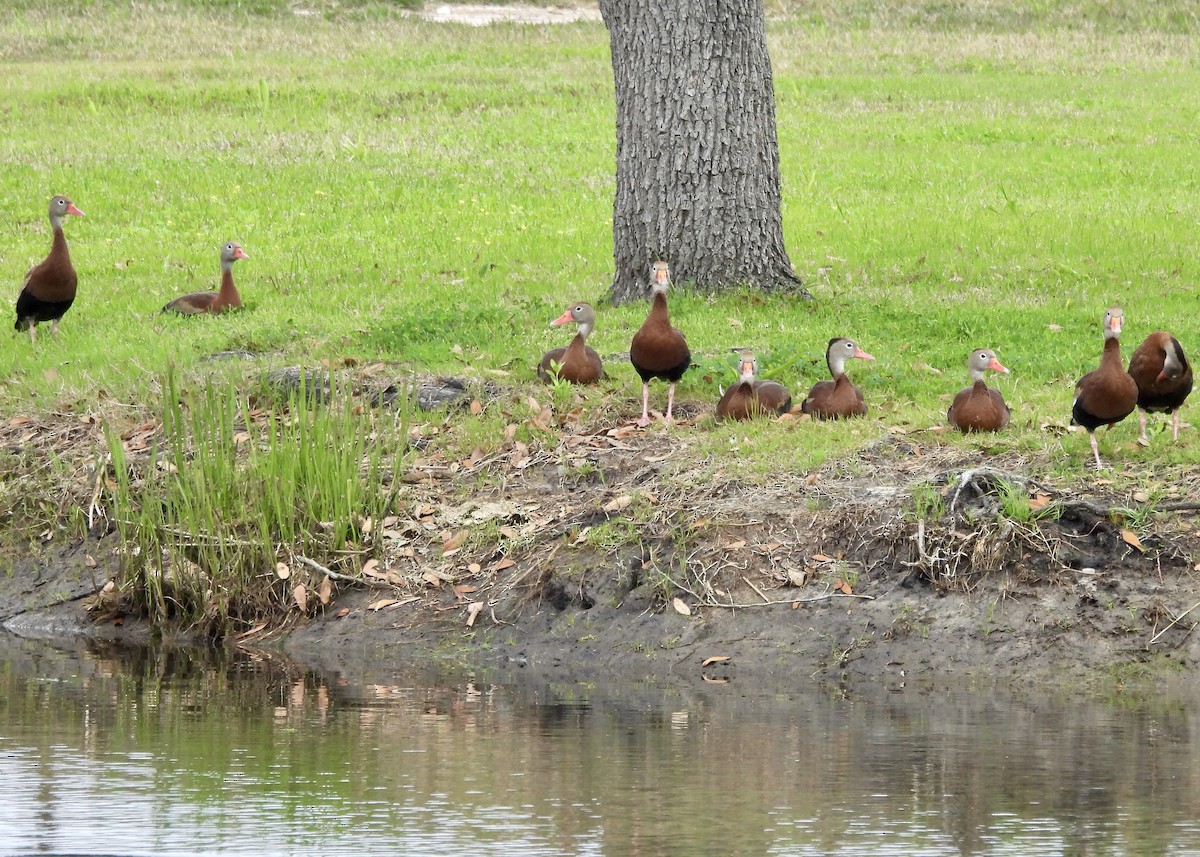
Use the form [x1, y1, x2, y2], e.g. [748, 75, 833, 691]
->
[800, 337, 874, 419]
[948, 348, 1011, 432]
[15, 195, 84, 343]
[538, 301, 603, 384]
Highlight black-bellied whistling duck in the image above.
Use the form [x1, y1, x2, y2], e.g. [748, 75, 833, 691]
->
[162, 241, 249, 315]
[538, 301, 603, 384]
[1127, 331, 1192, 443]
[14, 195, 84, 344]
[629, 261, 690, 427]
[1072, 306, 1139, 470]
[716, 351, 792, 420]
[948, 348, 1010, 432]
[800, 337, 874, 419]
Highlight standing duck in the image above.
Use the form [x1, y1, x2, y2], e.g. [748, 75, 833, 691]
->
[163, 241, 249, 315]
[1127, 331, 1192, 443]
[716, 351, 792, 420]
[1072, 306, 1139, 470]
[948, 348, 1010, 432]
[14, 195, 84, 343]
[801, 338, 874, 419]
[629, 261, 690, 427]
[538, 301, 603, 384]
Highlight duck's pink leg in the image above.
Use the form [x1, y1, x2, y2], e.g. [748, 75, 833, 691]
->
[636, 383, 652, 428]
[1089, 432, 1104, 471]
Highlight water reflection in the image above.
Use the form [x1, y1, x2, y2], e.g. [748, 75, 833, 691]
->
[0, 633, 1197, 856]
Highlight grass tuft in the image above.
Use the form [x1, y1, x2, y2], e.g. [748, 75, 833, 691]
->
[105, 366, 409, 635]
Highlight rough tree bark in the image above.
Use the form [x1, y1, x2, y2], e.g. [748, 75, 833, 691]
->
[598, 0, 808, 304]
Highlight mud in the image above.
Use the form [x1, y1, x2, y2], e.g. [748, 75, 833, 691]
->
[4, 419, 1198, 696]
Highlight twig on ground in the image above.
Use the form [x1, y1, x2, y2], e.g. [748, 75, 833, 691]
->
[742, 575, 772, 604]
[1149, 597, 1200, 645]
[704, 591, 875, 609]
[294, 554, 391, 588]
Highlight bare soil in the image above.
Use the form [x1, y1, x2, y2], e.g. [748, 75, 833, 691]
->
[416, 4, 601, 26]
[3, 385, 1199, 695]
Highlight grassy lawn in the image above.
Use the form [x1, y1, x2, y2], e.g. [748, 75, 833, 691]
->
[2, 1, 1199, 610]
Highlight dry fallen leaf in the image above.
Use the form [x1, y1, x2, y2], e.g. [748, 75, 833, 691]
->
[811, 553, 833, 563]
[1121, 529, 1145, 553]
[1029, 493, 1052, 510]
[701, 655, 731, 667]
[489, 556, 516, 572]
[452, 584, 478, 601]
[470, 399, 483, 416]
[275, 562, 291, 580]
[672, 597, 691, 616]
[834, 579, 853, 595]
[442, 529, 468, 555]
[317, 575, 332, 606]
[603, 495, 633, 513]
[368, 598, 401, 611]
[292, 584, 308, 612]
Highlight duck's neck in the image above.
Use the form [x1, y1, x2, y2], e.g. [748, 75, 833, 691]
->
[217, 265, 241, 308]
[50, 225, 70, 262]
[648, 290, 669, 323]
[1100, 336, 1122, 367]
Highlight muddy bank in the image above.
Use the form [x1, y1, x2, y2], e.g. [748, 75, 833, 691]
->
[4, 428, 1199, 695]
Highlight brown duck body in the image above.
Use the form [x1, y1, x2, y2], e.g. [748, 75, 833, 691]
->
[163, 242, 248, 315]
[716, 353, 791, 420]
[539, 334, 603, 384]
[949, 381, 1009, 432]
[717, 379, 792, 420]
[630, 263, 690, 426]
[1072, 307, 1138, 469]
[948, 349, 1010, 432]
[1073, 338, 1138, 431]
[801, 338, 873, 419]
[163, 269, 241, 315]
[15, 195, 83, 343]
[801, 375, 866, 419]
[630, 292, 690, 384]
[1127, 330, 1192, 441]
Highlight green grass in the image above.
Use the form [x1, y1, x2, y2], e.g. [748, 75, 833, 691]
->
[106, 367, 409, 633]
[3, 0, 1200, 503]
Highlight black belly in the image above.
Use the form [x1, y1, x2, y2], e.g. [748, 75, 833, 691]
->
[1138, 380, 1193, 414]
[15, 290, 74, 329]
[632, 352, 691, 384]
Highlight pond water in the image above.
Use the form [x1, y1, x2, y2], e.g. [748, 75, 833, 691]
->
[1, 632, 1198, 856]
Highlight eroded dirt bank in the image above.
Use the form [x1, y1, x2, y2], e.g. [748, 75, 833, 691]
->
[4, 422, 1198, 695]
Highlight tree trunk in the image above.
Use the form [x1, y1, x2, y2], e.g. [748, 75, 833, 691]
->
[598, 0, 808, 304]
